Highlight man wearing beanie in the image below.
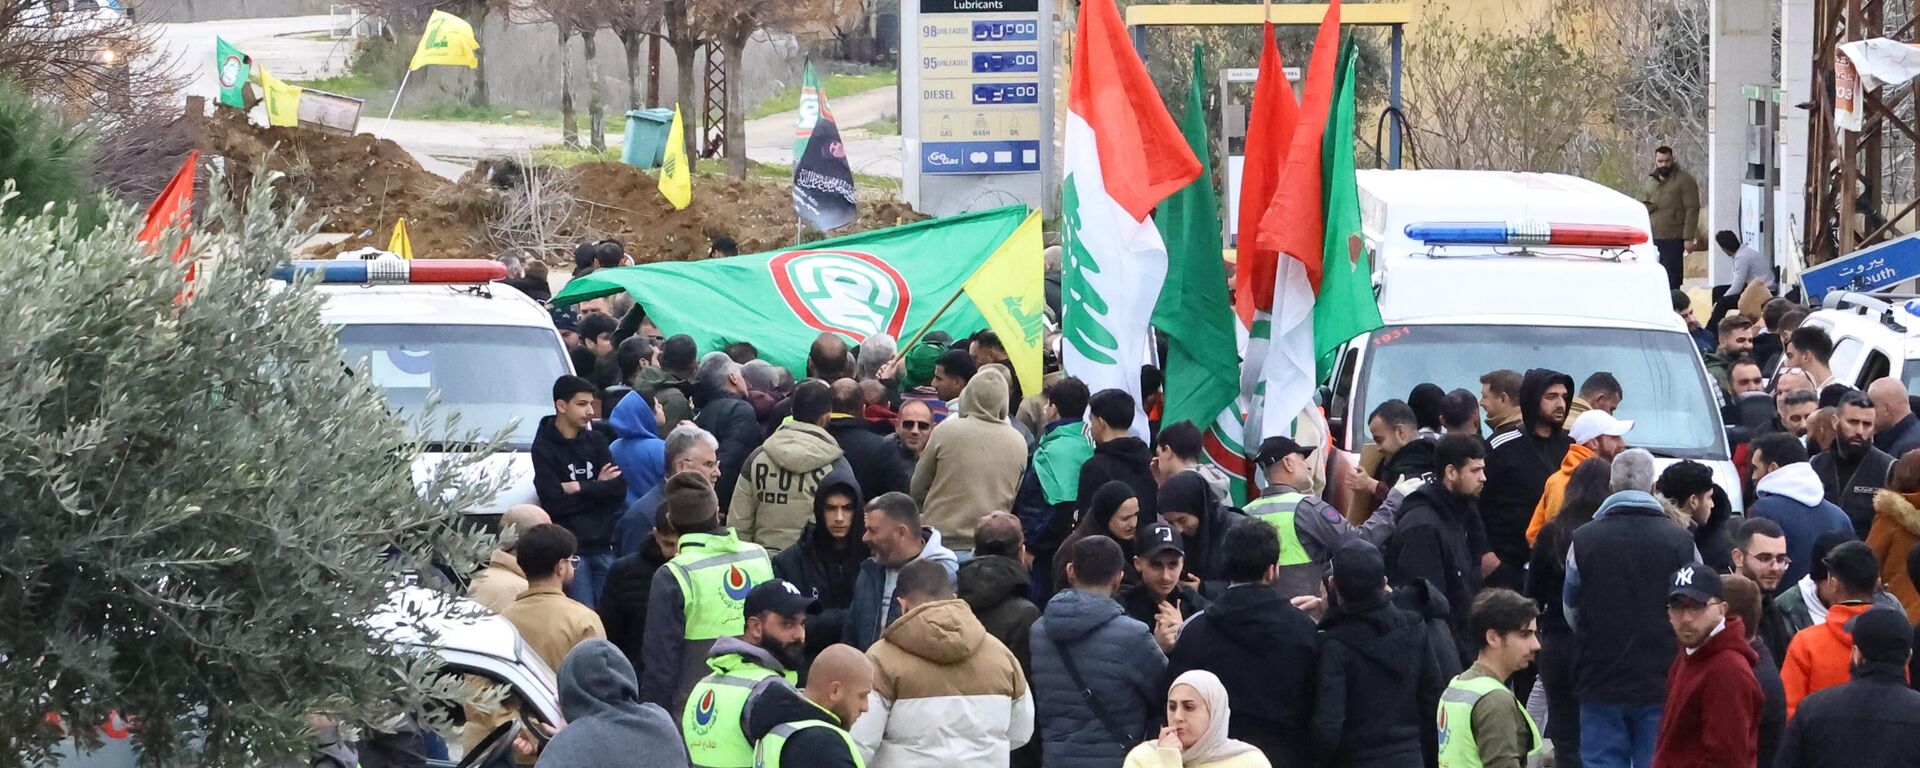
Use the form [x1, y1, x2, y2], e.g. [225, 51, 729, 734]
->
[641, 471, 775, 719]
[1777, 608, 1920, 767]
[1311, 539, 1444, 768]
[1652, 564, 1761, 768]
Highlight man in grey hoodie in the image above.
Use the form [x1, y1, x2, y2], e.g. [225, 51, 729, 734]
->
[844, 493, 958, 650]
[537, 639, 687, 768]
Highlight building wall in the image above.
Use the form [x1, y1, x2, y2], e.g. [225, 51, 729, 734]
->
[129, 0, 333, 23]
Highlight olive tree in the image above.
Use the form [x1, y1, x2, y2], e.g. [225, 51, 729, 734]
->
[0, 170, 499, 765]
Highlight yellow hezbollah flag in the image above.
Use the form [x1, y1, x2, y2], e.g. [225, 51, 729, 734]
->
[388, 217, 414, 260]
[963, 209, 1045, 397]
[658, 105, 692, 210]
[251, 66, 303, 127]
[410, 10, 480, 71]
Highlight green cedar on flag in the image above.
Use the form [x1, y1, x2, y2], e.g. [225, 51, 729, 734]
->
[1152, 44, 1240, 446]
[216, 37, 251, 109]
[549, 207, 1027, 374]
[1314, 36, 1384, 378]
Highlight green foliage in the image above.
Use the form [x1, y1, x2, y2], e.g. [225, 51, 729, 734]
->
[746, 68, 900, 120]
[0, 80, 97, 223]
[0, 170, 497, 765]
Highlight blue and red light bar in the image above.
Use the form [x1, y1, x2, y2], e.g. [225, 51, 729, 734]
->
[272, 259, 508, 284]
[1404, 221, 1649, 248]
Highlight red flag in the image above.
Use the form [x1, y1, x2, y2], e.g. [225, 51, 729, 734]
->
[1067, 0, 1200, 221]
[1254, 0, 1342, 290]
[139, 151, 198, 264]
[1232, 22, 1300, 326]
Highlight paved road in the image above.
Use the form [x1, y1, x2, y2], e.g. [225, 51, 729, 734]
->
[148, 15, 904, 180]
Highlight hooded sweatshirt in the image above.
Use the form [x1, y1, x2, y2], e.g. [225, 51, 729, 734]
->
[1751, 462, 1857, 588]
[1524, 441, 1595, 545]
[532, 415, 627, 549]
[772, 478, 868, 611]
[1030, 588, 1167, 768]
[1653, 616, 1763, 768]
[851, 598, 1035, 768]
[910, 367, 1029, 551]
[730, 421, 860, 551]
[1310, 593, 1443, 768]
[535, 639, 688, 768]
[1783, 601, 1877, 717]
[1482, 369, 1575, 570]
[608, 393, 666, 507]
[743, 677, 861, 768]
[958, 554, 1041, 676]
[1162, 584, 1320, 766]
[1076, 436, 1159, 522]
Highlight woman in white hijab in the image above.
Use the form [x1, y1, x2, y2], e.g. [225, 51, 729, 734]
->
[1123, 670, 1271, 768]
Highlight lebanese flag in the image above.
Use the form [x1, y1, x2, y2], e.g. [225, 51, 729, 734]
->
[1059, 0, 1199, 433]
[1248, 0, 1342, 444]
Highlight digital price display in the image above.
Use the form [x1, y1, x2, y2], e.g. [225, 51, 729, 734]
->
[972, 20, 1038, 41]
[972, 51, 1038, 73]
[972, 82, 1040, 105]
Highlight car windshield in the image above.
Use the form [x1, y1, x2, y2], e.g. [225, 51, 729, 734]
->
[1356, 324, 1728, 459]
[338, 324, 569, 450]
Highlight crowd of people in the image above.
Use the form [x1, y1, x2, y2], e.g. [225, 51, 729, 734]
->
[439, 245, 1920, 768]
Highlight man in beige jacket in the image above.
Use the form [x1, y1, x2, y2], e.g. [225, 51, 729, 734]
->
[468, 504, 549, 613]
[501, 523, 606, 672]
[910, 365, 1028, 552]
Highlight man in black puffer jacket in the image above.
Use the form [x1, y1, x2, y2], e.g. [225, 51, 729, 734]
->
[1313, 540, 1446, 768]
[1480, 368, 1574, 590]
[598, 513, 676, 675]
[1164, 520, 1319, 765]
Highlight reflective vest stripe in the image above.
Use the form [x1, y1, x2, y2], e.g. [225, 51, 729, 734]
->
[1436, 674, 1541, 768]
[680, 549, 773, 571]
[1246, 492, 1312, 566]
[684, 660, 782, 768]
[754, 719, 865, 768]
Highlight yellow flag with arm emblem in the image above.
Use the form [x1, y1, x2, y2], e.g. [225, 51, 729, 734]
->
[388, 218, 414, 260]
[963, 209, 1045, 397]
[658, 105, 692, 210]
[251, 66, 303, 127]
[410, 10, 480, 70]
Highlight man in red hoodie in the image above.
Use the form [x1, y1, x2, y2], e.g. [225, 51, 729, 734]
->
[1654, 563, 1762, 768]
[1783, 541, 1885, 717]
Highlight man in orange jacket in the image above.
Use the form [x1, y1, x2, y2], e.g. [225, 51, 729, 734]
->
[1525, 410, 1632, 545]
[1783, 541, 1888, 716]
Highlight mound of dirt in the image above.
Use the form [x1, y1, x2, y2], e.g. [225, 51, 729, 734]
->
[192, 108, 926, 263]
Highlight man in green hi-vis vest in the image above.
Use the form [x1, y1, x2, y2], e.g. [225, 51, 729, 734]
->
[642, 472, 776, 718]
[1244, 436, 1395, 602]
[746, 644, 874, 768]
[683, 580, 817, 768]
[1437, 589, 1542, 768]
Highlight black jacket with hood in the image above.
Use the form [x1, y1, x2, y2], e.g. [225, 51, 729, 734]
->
[599, 533, 673, 675]
[691, 387, 764, 513]
[1482, 368, 1575, 571]
[742, 673, 861, 768]
[536, 639, 688, 768]
[771, 477, 868, 663]
[1388, 480, 1482, 662]
[1311, 593, 1446, 768]
[1076, 436, 1158, 521]
[826, 415, 912, 499]
[1164, 583, 1320, 766]
[531, 415, 628, 549]
[958, 554, 1041, 677]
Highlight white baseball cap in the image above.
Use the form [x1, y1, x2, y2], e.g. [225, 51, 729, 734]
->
[1569, 410, 1634, 444]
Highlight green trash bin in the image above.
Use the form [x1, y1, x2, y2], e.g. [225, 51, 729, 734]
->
[621, 108, 677, 169]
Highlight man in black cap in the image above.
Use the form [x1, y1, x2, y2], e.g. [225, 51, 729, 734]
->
[1653, 564, 1762, 768]
[1310, 539, 1444, 768]
[1244, 435, 1394, 602]
[681, 579, 819, 768]
[1119, 521, 1209, 651]
[1776, 608, 1920, 768]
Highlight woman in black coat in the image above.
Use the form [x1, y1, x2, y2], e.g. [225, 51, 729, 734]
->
[1052, 480, 1142, 592]
[1158, 472, 1247, 600]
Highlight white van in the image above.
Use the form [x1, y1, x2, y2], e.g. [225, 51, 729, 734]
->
[1323, 170, 1741, 506]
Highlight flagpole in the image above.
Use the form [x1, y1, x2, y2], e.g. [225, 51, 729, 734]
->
[897, 284, 971, 353]
[383, 68, 414, 132]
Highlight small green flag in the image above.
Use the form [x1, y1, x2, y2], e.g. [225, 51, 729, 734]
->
[1313, 36, 1384, 378]
[215, 37, 251, 109]
[1152, 44, 1240, 437]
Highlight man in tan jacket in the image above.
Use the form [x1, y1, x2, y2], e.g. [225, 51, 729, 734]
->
[468, 504, 549, 613]
[501, 523, 606, 672]
[730, 379, 860, 551]
[910, 365, 1028, 552]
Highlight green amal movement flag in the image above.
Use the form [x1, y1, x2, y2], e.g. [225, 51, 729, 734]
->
[1153, 44, 1241, 439]
[1313, 37, 1383, 378]
[216, 37, 251, 109]
[550, 207, 1028, 374]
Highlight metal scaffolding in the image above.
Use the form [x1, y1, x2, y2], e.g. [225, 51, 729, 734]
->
[701, 45, 726, 159]
[1806, 0, 1920, 265]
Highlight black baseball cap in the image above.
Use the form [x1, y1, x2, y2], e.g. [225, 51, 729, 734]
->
[1666, 563, 1724, 605]
[1847, 608, 1913, 664]
[1254, 436, 1314, 468]
[744, 579, 821, 618]
[1136, 521, 1185, 559]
